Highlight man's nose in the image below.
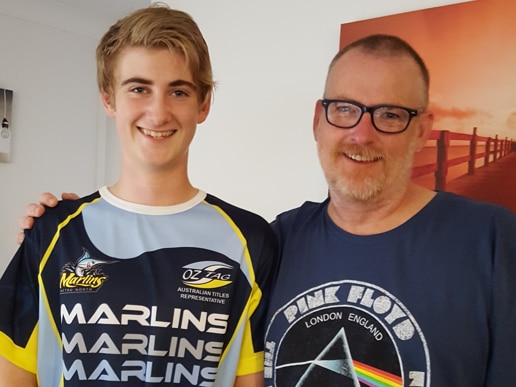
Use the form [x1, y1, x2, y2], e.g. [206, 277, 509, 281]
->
[348, 112, 377, 143]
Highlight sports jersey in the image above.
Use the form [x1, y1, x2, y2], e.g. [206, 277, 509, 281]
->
[264, 191, 516, 386]
[0, 187, 277, 387]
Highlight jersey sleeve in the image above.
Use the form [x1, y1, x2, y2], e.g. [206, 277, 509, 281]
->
[205, 194, 279, 377]
[236, 224, 278, 376]
[0, 196, 93, 375]
[0, 239, 40, 373]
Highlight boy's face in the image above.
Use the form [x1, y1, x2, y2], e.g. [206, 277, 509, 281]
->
[102, 46, 210, 174]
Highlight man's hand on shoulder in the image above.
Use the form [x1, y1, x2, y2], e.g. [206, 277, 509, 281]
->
[16, 192, 79, 244]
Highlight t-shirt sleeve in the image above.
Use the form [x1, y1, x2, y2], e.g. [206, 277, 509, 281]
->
[484, 208, 516, 385]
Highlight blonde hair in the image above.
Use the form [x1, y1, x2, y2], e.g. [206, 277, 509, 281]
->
[96, 3, 214, 104]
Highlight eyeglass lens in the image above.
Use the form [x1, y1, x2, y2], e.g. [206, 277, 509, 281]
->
[326, 101, 412, 133]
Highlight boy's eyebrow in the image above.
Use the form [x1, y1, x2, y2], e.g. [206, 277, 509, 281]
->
[120, 77, 197, 90]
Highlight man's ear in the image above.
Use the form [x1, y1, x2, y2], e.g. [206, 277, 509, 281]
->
[313, 99, 324, 142]
[416, 109, 434, 149]
[101, 91, 116, 117]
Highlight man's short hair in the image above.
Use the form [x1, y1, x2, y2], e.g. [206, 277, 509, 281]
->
[329, 34, 429, 100]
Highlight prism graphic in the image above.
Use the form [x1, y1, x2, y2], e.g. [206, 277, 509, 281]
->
[277, 327, 360, 386]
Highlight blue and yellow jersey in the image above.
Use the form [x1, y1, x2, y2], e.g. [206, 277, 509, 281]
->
[0, 187, 277, 386]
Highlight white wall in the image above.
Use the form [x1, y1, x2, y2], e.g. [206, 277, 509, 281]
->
[0, 4, 120, 273]
[162, 0, 471, 221]
[0, 0, 470, 272]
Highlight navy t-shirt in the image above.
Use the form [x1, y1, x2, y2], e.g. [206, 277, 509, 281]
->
[265, 192, 516, 386]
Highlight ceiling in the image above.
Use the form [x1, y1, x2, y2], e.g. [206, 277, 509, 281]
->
[54, 0, 151, 19]
[0, 0, 153, 38]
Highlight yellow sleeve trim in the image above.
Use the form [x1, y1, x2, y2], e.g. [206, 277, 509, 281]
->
[236, 281, 264, 375]
[236, 351, 265, 375]
[0, 323, 38, 373]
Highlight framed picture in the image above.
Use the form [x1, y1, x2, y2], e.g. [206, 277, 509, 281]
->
[0, 88, 13, 163]
[339, 0, 516, 211]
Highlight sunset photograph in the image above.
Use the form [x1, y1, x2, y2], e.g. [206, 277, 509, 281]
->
[339, 0, 516, 210]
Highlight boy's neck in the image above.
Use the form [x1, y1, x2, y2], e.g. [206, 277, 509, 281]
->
[109, 169, 198, 206]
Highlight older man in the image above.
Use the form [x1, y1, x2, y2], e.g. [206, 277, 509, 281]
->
[264, 34, 516, 386]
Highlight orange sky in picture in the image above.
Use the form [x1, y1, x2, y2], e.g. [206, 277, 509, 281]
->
[339, 0, 516, 141]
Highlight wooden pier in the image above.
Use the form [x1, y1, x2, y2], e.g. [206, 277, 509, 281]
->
[445, 152, 516, 213]
[411, 127, 516, 213]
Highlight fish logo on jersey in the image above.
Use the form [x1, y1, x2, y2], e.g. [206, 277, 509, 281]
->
[181, 261, 234, 289]
[60, 248, 113, 293]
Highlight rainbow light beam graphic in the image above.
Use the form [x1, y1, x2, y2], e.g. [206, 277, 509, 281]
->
[354, 360, 402, 387]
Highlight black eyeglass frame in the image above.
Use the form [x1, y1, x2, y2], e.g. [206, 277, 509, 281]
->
[321, 99, 421, 134]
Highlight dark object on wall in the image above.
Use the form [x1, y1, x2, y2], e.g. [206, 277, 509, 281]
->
[0, 88, 13, 163]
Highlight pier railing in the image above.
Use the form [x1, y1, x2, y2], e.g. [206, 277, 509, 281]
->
[411, 127, 515, 191]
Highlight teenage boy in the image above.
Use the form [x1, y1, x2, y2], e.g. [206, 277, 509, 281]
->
[0, 5, 276, 387]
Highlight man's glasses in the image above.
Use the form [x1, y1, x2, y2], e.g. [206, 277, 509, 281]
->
[321, 99, 422, 134]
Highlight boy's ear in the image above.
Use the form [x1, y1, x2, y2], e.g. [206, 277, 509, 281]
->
[101, 91, 116, 117]
[197, 95, 211, 124]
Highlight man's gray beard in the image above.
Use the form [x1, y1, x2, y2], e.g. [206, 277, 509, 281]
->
[324, 145, 416, 202]
[327, 171, 384, 202]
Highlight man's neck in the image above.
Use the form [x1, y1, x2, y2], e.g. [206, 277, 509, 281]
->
[327, 183, 436, 235]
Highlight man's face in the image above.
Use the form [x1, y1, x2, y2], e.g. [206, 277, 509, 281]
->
[313, 49, 432, 202]
[102, 46, 210, 174]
